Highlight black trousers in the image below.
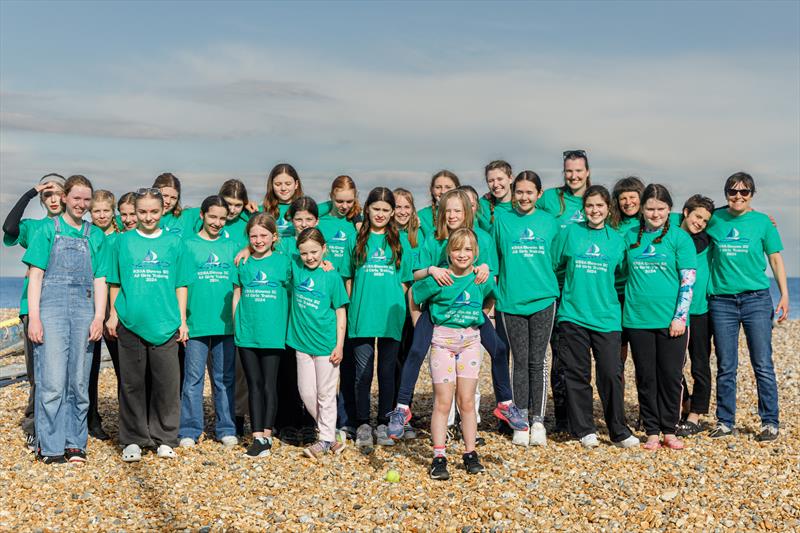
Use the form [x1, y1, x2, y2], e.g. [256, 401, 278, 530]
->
[21, 315, 36, 436]
[117, 323, 181, 448]
[549, 303, 568, 426]
[274, 347, 315, 430]
[627, 327, 688, 436]
[682, 313, 712, 415]
[89, 335, 119, 428]
[394, 313, 415, 408]
[238, 347, 282, 432]
[558, 322, 631, 441]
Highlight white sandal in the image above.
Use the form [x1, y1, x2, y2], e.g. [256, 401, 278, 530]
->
[156, 444, 176, 459]
[122, 444, 142, 462]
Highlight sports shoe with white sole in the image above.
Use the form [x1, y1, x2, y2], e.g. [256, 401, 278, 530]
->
[220, 435, 239, 447]
[375, 424, 395, 446]
[530, 422, 547, 446]
[512, 429, 530, 447]
[580, 433, 600, 449]
[614, 435, 641, 448]
[156, 444, 176, 459]
[122, 444, 142, 462]
[356, 423, 374, 453]
[179, 437, 196, 448]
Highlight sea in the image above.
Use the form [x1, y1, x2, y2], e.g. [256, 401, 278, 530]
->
[1, 276, 799, 319]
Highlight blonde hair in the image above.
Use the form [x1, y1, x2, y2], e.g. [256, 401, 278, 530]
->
[446, 228, 479, 266]
[245, 213, 279, 252]
[392, 187, 420, 248]
[434, 189, 474, 241]
[91, 189, 120, 232]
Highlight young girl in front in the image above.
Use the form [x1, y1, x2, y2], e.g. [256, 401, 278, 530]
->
[417, 170, 460, 240]
[552, 185, 639, 449]
[179, 196, 239, 448]
[344, 187, 413, 449]
[413, 228, 495, 479]
[492, 171, 560, 447]
[233, 213, 292, 458]
[286, 228, 349, 459]
[2, 173, 64, 449]
[262, 163, 304, 239]
[477, 160, 514, 233]
[24, 175, 108, 464]
[153, 172, 185, 235]
[106, 188, 191, 462]
[623, 184, 696, 450]
[676, 195, 715, 437]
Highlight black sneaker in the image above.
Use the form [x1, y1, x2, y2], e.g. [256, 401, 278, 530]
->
[279, 427, 299, 446]
[299, 426, 318, 445]
[462, 451, 485, 475]
[475, 434, 486, 447]
[38, 453, 67, 465]
[709, 424, 734, 438]
[244, 437, 272, 458]
[755, 425, 779, 442]
[65, 448, 87, 463]
[676, 420, 703, 437]
[429, 456, 450, 480]
[25, 433, 36, 453]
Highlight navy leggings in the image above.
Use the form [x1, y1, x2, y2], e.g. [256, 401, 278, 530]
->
[395, 310, 513, 406]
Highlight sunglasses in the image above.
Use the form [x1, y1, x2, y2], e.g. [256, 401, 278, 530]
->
[726, 188, 752, 198]
[134, 188, 163, 197]
[563, 149, 587, 160]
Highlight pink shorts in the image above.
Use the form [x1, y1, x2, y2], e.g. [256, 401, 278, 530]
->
[429, 325, 482, 384]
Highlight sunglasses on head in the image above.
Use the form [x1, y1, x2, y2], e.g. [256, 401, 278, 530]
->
[563, 149, 587, 160]
[726, 188, 752, 198]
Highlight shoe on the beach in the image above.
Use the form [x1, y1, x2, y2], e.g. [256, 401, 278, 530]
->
[462, 451, 485, 475]
[512, 429, 530, 447]
[179, 438, 196, 448]
[530, 422, 547, 447]
[429, 456, 450, 480]
[220, 435, 239, 448]
[331, 431, 347, 455]
[676, 420, 703, 437]
[38, 453, 67, 465]
[580, 433, 599, 449]
[375, 424, 395, 446]
[614, 435, 641, 448]
[25, 433, 36, 453]
[156, 445, 176, 459]
[475, 433, 486, 447]
[88, 423, 110, 441]
[122, 444, 142, 462]
[402, 424, 417, 440]
[65, 448, 87, 464]
[709, 424, 734, 439]
[642, 439, 661, 451]
[279, 427, 299, 446]
[244, 437, 271, 458]
[356, 423, 374, 452]
[387, 407, 411, 440]
[493, 402, 529, 431]
[755, 424, 779, 442]
[303, 440, 329, 460]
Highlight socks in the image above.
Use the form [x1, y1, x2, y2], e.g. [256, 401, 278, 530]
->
[397, 404, 410, 412]
[498, 400, 512, 407]
[433, 446, 446, 458]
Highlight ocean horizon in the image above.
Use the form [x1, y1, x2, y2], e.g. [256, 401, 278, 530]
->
[1, 276, 798, 320]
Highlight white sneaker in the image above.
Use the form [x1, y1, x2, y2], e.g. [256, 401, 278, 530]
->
[580, 433, 600, 449]
[121, 444, 142, 462]
[356, 423, 374, 452]
[156, 444, 176, 459]
[614, 435, 641, 448]
[375, 424, 395, 446]
[512, 429, 530, 447]
[530, 422, 547, 447]
[220, 435, 239, 447]
[179, 438, 196, 448]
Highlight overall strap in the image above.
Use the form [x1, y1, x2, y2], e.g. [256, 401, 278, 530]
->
[53, 216, 61, 234]
[81, 221, 92, 238]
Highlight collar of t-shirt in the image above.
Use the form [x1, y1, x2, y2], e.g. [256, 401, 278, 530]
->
[136, 228, 163, 239]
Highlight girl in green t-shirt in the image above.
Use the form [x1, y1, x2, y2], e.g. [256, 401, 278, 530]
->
[477, 160, 514, 234]
[261, 163, 305, 239]
[317, 176, 362, 272]
[344, 187, 412, 450]
[287, 228, 349, 460]
[417, 169, 460, 241]
[552, 185, 639, 450]
[153, 172, 186, 236]
[623, 184, 697, 451]
[232, 213, 292, 458]
[183, 179, 253, 249]
[105, 188, 191, 462]
[536, 150, 591, 229]
[674, 195, 715, 437]
[117, 192, 138, 231]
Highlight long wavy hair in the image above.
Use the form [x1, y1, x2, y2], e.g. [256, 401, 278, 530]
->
[262, 163, 303, 217]
[354, 187, 403, 269]
[392, 187, 420, 248]
[434, 189, 473, 241]
[610, 176, 645, 229]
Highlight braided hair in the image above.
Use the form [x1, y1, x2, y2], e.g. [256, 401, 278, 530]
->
[559, 152, 591, 215]
[630, 183, 673, 249]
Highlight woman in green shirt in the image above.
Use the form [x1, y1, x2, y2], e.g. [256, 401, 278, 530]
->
[153, 172, 186, 236]
[106, 188, 191, 462]
[477, 160, 514, 234]
[417, 169, 460, 241]
[552, 185, 639, 449]
[623, 184, 697, 450]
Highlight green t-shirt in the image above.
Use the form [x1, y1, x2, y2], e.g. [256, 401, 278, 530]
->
[622, 225, 697, 329]
[417, 205, 437, 242]
[276, 203, 294, 239]
[23, 216, 108, 279]
[477, 197, 513, 234]
[276, 233, 351, 277]
[417, 228, 498, 275]
[182, 207, 250, 250]
[318, 214, 358, 274]
[614, 216, 640, 236]
[536, 187, 585, 229]
[553, 223, 626, 332]
[706, 210, 783, 296]
[233, 252, 291, 349]
[317, 200, 332, 218]
[183, 233, 239, 337]
[5, 217, 52, 316]
[344, 232, 413, 340]
[108, 230, 192, 345]
[492, 209, 560, 315]
[690, 244, 711, 315]
[286, 260, 350, 356]
[400, 228, 423, 271]
[160, 211, 186, 236]
[412, 272, 495, 328]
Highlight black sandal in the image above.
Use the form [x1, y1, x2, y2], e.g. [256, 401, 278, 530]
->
[676, 420, 703, 437]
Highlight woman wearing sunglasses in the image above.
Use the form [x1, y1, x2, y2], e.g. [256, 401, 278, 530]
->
[705, 172, 789, 441]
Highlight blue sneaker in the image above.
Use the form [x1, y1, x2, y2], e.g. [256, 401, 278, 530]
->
[387, 407, 411, 440]
[493, 402, 529, 431]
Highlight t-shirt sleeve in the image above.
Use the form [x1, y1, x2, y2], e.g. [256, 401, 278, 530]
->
[92, 234, 109, 279]
[675, 230, 698, 271]
[107, 236, 121, 285]
[412, 276, 437, 305]
[551, 225, 569, 273]
[4, 218, 32, 248]
[480, 232, 499, 274]
[763, 218, 784, 254]
[232, 264, 241, 287]
[417, 237, 434, 271]
[21, 224, 54, 270]
[330, 272, 349, 309]
[399, 240, 414, 284]
[339, 236, 354, 278]
[482, 277, 497, 301]
[175, 242, 193, 288]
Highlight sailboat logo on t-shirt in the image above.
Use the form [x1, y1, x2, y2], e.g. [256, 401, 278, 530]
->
[137, 249, 170, 267]
[247, 270, 279, 288]
[578, 243, 608, 261]
[277, 216, 291, 233]
[331, 230, 348, 242]
[296, 276, 325, 298]
[512, 228, 544, 245]
[452, 290, 481, 309]
[569, 210, 585, 223]
[200, 252, 230, 270]
[636, 244, 666, 261]
[721, 227, 749, 244]
[368, 247, 388, 263]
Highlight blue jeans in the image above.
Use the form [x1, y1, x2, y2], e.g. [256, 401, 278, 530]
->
[710, 289, 779, 428]
[350, 337, 400, 425]
[179, 335, 236, 440]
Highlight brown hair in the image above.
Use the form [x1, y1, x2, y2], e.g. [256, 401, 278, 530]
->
[610, 176, 645, 229]
[152, 172, 182, 216]
[219, 179, 249, 204]
[91, 189, 120, 232]
[558, 152, 591, 215]
[354, 187, 403, 269]
[287, 196, 319, 222]
[392, 188, 420, 248]
[245, 213, 279, 252]
[429, 170, 460, 228]
[631, 183, 673, 249]
[435, 189, 473, 241]
[511, 171, 543, 210]
[296, 227, 326, 249]
[681, 194, 715, 223]
[263, 163, 303, 217]
[446, 228, 479, 266]
[118, 192, 136, 210]
[483, 160, 513, 226]
[330, 175, 362, 221]
[724, 171, 756, 195]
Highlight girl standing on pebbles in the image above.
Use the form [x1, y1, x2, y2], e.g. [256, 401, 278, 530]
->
[262, 163, 305, 239]
[179, 196, 239, 449]
[152, 173, 185, 236]
[412, 228, 495, 480]
[477, 160, 515, 234]
[343, 187, 413, 450]
[492, 171, 559, 447]
[417, 170, 460, 241]
[286, 228, 349, 459]
[706, 172, 789, 441]
[232, 214, 292, 458]
[24, 175, 108, 464]
[552, 185, 639, 449]
[3, 173, 65, 450]
[623, 184, 696, 450]
[106, 188, 191, 462]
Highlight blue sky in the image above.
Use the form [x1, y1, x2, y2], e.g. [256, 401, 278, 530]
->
[1, 1, 799, 275]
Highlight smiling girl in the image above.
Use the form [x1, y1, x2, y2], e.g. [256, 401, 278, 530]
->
[262, 163, 304, 239]
[318, 175, 362, 270]
[478, 160, 515, 233]
[116, 192, 138, 232]
[417, 170, 460, 241]
[537, 150, 591, 230]
[153, 173, 185, 235]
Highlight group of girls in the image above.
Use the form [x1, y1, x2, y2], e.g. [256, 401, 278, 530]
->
[3, 154, 789, 481]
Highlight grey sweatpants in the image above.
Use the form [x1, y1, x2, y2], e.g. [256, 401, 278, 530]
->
[497, 303, 556, 424]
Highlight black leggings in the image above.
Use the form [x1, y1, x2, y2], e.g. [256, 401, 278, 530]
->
[238, 347, 282, 432]
[274, 347, 315, 430]
[89, 334, 119, 426]
[682, 313, 713, 415]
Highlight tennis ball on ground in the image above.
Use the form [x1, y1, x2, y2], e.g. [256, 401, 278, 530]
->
[385, 469, 400, 483]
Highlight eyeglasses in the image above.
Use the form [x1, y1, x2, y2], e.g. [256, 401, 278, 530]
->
[563, 149, 587, 160]
[134, 188, 162, 197]
[726, 188, 752, 198]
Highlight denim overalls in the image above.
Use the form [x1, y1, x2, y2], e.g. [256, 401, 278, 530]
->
[34, 217, 96, 457]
